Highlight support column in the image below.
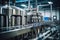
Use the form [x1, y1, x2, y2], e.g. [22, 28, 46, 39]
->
[22, 11, 25, 25]
[50, 4, 53, 21]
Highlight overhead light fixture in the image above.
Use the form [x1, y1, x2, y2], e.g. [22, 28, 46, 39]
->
[48, 2, 53, 4]
[21, 4, 27, 7]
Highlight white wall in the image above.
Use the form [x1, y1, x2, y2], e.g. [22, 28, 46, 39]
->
[39, 9, 59, 20]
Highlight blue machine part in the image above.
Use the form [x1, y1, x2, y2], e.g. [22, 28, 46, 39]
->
[44, 17, 49, 21]
[33, 23, 41, 27]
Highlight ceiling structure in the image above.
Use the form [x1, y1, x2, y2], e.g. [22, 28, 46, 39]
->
[0, 0, 60, 8]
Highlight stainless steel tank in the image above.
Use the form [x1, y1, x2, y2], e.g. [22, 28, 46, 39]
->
[0, 14, 8, 31]
[11, 15, 22, 26]
[0, 14, 8, 27]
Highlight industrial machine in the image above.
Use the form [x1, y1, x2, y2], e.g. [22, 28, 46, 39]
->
[11, 15, 22, 26]
[0, 2, 59, 40]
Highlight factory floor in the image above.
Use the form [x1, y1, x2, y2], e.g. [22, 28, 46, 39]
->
[31, 25, 60, 40]
[0, 24, 60, 40]
[42, 25, 60, 40]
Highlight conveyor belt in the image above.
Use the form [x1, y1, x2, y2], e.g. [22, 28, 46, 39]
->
[0, 23, 57, 40]
[0, 24, 33, 34]
[30, 26, 57, 40]
[0, 23, 41, 34]
[0, 23, 41, 40]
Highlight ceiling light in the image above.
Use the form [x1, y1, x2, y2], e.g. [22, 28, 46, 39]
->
[21, 4, 27, 7]
[48, 2, 53, 4]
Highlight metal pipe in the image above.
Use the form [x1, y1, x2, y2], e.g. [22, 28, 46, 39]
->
[28, 0, 30, 9]
[1, 7, 2, 14]
[36, 0, 37, 13]
[9, 0, 10, 6]
[50, 4, 52, 21]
